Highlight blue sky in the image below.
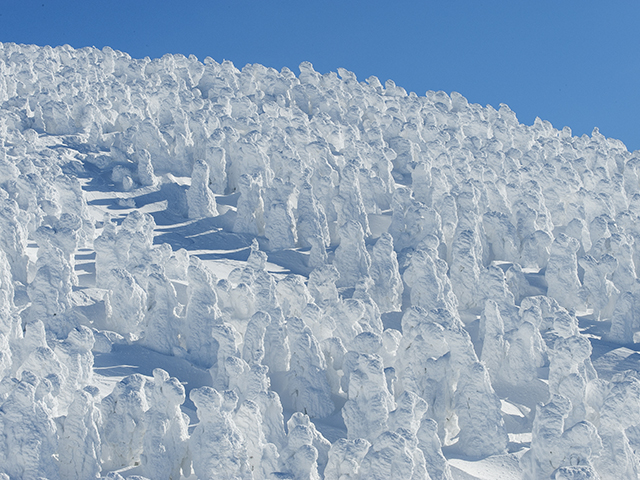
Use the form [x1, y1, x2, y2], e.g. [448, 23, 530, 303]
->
[2, 1, 639, 151]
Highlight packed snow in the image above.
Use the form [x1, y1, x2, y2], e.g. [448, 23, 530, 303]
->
[0, 41, 639, 479]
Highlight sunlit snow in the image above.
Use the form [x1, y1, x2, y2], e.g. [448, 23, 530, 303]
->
[0, 42, 639, 479]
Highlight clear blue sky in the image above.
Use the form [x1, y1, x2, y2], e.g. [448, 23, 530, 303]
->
[2, 1, 639, 151]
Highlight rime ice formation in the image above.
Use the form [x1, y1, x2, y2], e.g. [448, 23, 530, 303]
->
[333, 220, 370, 288]
[324, 438, 370, 480]
[546, 234, 585, 311]
[342, 351, 395, 443]
[189, 387, 252, 480]
[59, 387, 102, 480]
[187, 159, 218, 219]
[454, 362, 508, 458]
[0, 373, 60, 480]
[3, 41, 640, 479]
[141, 370, 190, 480]
[184, 257, 222, 368]
[521, 395, 602, 480]
[285, 316, 334, 419]
[100, 374, 148, 471]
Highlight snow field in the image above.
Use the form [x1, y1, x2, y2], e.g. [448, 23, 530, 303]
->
[0, 42, 639, 479]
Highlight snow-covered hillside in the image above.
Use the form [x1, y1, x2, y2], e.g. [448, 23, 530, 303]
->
[1, 42, 639, 479]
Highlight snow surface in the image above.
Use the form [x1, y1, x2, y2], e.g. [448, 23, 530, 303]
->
[0, 42, 639, 479]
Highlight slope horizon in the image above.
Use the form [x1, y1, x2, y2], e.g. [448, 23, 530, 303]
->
[1, 0, 638, 152]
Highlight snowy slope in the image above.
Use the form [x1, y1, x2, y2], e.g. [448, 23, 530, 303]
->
[1, 42, 640, 479]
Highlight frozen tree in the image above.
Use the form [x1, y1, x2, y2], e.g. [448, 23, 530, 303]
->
[233, 399, 279, 479]
[228, 282, 257, 323]
[187, 159, 218, 218]
[449, 229, 482, 311]
[104, 267, 148, 339]
[607, 290, 640, 344]
[505, 262, 532, 305]
[478, 265, 520, 330]
[352, 278, 384, 334]
[386, 391, 428, 448]
[608, 233, 637, 293]
[166, 248, 189, 280]
[389, 186, 438, 252]
[483, 210, 519, 263]
[10, 319, 47, 376]
[189, 387, 253, 480]
[234, 173, 265, 236]
[330, 299, 367, 350]
[0, 198, 29, 284]
[502, 319, 546, 387]
[579, 254, 618, 320]
[59, 386, 102, 480]
[369, 233, 403, 313]
[224, 357, 288, 452]
[546, 233, 584, 311]
[0, 249, 18, 374]
[0, 332, 11, 379]
[141, 369, 190, 480]
[334, 161, 370, 236]
[141, 267, 181, 355]
[36, 213, 82, 285]
[454, 362, 508, 458]
[135, 148, 158, 187]
[263, 309, 291, 374]
[520, 230, 553, 271]
[287, 413, 332, 477]
[210, 323, 240, 390]
[431, 308, 479, 384]
[252, 270, 281, 321]
[479, 299, 507, 383]
[275, 413, 326, 480]
[14, 345, 68, 411]
[307, 234, 328, 269]
[93, 216, 119, 288]
[203, 137, 227, 194]
[0, 372, 60, 480]
[296, 169, 330, 249]
[357, 431, 416, 480]
[308, 265, 340, 308]
[342, 352, 395, 443]
[121, 211, 156, 276]
[403, 243, 457, 314]
[26, 244, 73, 337]
[565, 217, 591, 257]
[522, 395, 602, 480]
[101, 374, 149, 470]
[417, 418, 453, 480]
[401, 201, 444, 253]
[185, 257, 222, 368]
[592, 371, 640, 479]
[320, 335, 347, 396]
[548, 334, 596, 427]
[285, 316, 334, 418]
[333, 220, 370, 288]
[54, 325, 95, 412]
[242, 311, 271, 365]
[324, 438, 370, 480]
[276, 274, 313, 319]
[520, 396, 571, 480]
[264, 178, 298, 250]
[395, 308, 455, 442]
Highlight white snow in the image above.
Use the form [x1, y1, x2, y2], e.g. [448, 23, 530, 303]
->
[0, 41, 640, 479]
